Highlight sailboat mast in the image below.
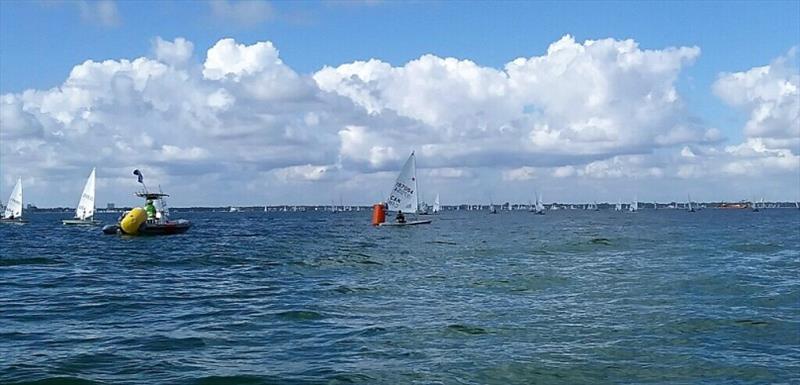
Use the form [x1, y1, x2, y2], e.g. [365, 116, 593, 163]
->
[412, 152, 419, 214]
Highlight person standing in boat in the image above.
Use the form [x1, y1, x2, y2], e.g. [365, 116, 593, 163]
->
[145, 200, 157, 223]
[396, 210, 406, 223]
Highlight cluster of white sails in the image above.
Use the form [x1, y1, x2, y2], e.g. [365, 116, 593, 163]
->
[1, 168, 96, 224]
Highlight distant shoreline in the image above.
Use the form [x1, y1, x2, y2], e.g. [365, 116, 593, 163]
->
[16, 202, 799, 212]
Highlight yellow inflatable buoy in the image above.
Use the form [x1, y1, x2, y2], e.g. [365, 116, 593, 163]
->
[120, 207, 147, 235]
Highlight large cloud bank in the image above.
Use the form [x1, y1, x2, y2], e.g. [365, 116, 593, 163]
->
[1, 36, 797, 205]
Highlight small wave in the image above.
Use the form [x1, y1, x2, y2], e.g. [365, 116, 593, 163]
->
[6, 377, 102, 385]
[332, 285, 375, 294]
[447, 324, 489, 335]
[590, 238, 611, 245]
[734, 319, 769, 327]
[122, 334, 207, 352]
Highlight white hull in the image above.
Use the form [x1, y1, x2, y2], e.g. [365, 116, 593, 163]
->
[62, 218, 101, 226]
[379, 219, 432, 227]
[0, 218, 27, 224]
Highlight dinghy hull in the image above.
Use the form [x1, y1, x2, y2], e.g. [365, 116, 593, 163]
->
[0, 218, 28, 224]
[379, 219, 432, 227]
[62, 219, 101, 226]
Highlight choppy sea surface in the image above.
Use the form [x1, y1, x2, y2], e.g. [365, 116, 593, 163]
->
[1, 209, 799, 385]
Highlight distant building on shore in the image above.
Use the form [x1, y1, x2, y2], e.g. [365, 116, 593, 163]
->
[107, 203, 115, 210]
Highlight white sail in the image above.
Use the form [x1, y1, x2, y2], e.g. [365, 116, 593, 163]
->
[615, 199, 622, 211]
[387, 152, 419, 213]
[3, 178, 23, 219]
[629, 198, 638, 212]
[534, 193, 545, 213]
[75, 168, 96, 220]
[433, 193, 440, 213]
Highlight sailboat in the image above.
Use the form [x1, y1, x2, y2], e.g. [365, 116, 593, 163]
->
[432, 193, 441, 214]
[687, 195, 695, 213]
[377, 152, 432, 226]
[533, 193, 545, 215]
[752, 198, 762, 212]
[1, 178, 26, 224]
[628, 197, 638, 212]
[63, 168, 101, 225]
[615, 199, 622, 212]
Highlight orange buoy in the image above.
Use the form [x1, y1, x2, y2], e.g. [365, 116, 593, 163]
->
[371, 203, 386, 226]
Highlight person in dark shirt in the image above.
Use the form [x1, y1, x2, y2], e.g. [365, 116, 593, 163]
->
[396, 210, 406, 223]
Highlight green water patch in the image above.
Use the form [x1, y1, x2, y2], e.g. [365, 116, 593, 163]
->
[471, 274, 569, 293]
[125, 334, 207, 352]
[731, 243, 784, 253]
[275, 310, 326, 321]
[0, 257, 62, 266]
[191, 375, 274, 385]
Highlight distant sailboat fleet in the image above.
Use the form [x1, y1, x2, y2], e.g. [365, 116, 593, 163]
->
[2, 153, 798, 229]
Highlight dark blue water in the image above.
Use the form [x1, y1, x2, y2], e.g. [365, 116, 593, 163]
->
[2, 209, 799, 384]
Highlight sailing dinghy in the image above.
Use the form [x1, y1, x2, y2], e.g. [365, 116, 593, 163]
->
[1, 178, 27, 224]
[629, 197, 638, 213]
[375, 152, 432, 226]
[63, 168, 101, 225]
[533, 193, 545, 215]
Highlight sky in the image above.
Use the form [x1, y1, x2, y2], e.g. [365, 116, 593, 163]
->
[1, 0, 799, 208]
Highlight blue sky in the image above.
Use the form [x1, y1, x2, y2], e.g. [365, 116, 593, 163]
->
[1, 1, 798, 206]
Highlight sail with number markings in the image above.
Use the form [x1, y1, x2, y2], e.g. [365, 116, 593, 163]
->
[75, 168, 96, 220]
[387, 152, 419, 214]
[3, 178, 23, 219]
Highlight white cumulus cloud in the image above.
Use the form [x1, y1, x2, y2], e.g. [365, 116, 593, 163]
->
[1, 35, 797, 205]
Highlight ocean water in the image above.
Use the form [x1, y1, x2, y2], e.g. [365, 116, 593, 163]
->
[1, 209, 799, 385]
